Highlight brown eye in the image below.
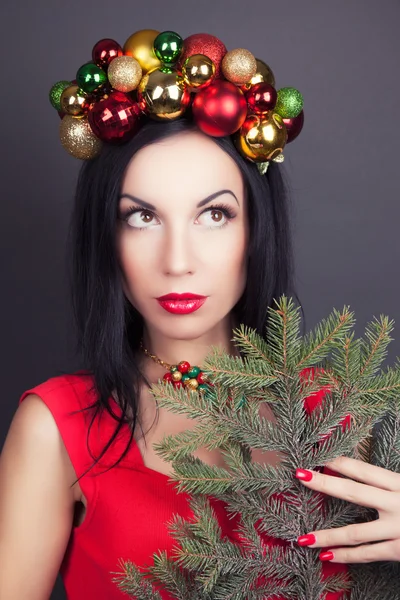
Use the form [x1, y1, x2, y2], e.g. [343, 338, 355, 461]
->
[210, 209, 223, 222]
[140, 210, 153, 223]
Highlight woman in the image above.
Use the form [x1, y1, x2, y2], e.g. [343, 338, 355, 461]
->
[1, 119, 399, 599]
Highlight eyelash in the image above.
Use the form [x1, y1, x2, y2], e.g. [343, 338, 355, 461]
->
[119, 202, 236, 231]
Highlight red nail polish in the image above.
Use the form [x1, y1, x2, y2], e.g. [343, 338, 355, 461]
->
[295, 468, 313, 481]
[297, 534, 316, 546]
[319, 551, 334, 561]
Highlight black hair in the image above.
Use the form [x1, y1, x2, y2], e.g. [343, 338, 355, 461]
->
[63, 117, 305, 487]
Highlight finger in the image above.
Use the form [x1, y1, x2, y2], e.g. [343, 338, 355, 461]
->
[299, 519, 395, 549]
[324, 456, 400, 492]
[295, 469, 396, 512]
[319, 539, 400, 564]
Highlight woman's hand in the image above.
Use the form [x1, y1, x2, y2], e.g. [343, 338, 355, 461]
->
[294, 455, 400, 563]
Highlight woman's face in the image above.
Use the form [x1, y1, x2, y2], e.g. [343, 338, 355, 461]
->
[116, 130, 249, 344]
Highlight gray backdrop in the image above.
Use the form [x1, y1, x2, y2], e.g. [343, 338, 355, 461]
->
[1, 1, 399, 598]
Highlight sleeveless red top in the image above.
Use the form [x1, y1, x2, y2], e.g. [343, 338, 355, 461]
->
[19, 368, 349, 599]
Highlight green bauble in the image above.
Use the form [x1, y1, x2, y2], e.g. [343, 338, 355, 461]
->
[188, 366, 201, 378]
[170, 365, 178, 372]
[181, 373, 190, 382]
[274, 87, 304, 119]
[153, 31, 183, 65]
[198, 384, 209, 391]
[49, 80, 71, 111]
[76, 62, 108, 94]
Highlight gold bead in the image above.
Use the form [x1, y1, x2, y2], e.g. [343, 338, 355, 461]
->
[186, 378, 199, 390]
[107, 56, 143, 92]
[221, 48, 257, 85]
[171, 371, 183, 382]
[60, 84, 88, 117]
[182, 54, 215, 90]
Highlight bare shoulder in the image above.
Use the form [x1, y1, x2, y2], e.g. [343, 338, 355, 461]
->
[0, 393, 79, 599]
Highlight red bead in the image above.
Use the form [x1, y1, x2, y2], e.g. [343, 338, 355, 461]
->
[178, 361, 190, 373]
[245, 82, 277, 114]
[197, 371, 207, 384]
[173, 380, 183, 388]
[92, 38, 123, 70]
[163, 372, 173, 382]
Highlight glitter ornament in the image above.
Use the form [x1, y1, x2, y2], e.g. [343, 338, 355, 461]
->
[274, 87, 304, 119]
[221, 48, 257, 85]
[137, 67, 191, 121]
[76, 62, 108, 94]
[88, 91, 142, 143]
[153, 31, 183, 65]
[178, 33, 227, 79]
[182, 54, 216, 90]
[234, 111, 287, 162]
[59, 115, 103, 159]
[49, 80, 72, 111]
[107, 56, 142, 92]
[123, 29, 161, 74]
[245, 82, 277, 114]
[192, 80, 247, 136]
[92, 38, 123, 70]
[283, 109, 304, 143]
[60, 85, 89, 117]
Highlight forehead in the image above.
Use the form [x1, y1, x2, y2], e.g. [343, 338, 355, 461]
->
[121, 130, 244, 200]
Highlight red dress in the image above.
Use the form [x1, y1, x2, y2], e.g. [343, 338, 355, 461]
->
[19, 368, 349, 599]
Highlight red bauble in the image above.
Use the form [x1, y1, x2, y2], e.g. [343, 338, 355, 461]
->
[283, 109, 304, 143]
[178, 33, 227, 79]
[173, 381, 183, 389]
[192, 80, 248, 137]
[245, 82, 277, 114]
[178, 361, 191, 373]
[163, 372, 173, 382]
[88, 92, 142, 143]
[92, 38, 123, 70]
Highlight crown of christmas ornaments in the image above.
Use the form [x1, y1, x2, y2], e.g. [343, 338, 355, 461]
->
[49, 30, 304, 173]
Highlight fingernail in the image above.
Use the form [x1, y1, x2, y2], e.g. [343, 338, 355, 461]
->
[319, 551, 334, 561]
[295, 468, 313, 481]
[297, 534, 316, 546]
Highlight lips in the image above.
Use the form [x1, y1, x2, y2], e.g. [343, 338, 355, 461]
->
[156, 293, 208, 314]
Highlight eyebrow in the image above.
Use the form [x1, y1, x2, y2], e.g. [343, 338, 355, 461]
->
[118, 189, 239, 210]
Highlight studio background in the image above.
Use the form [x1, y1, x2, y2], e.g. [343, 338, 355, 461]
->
[1, 1, 399, 598]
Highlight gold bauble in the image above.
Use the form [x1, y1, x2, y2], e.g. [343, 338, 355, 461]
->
[221, 48, 257, 85]
[123, 29, 162, 74]
[60, 84, 88, 117]
[59, 115, 103, 160]
[107, 56, 143, 92]
[182, 54, 216, 90]
[137, 67, 191, 121]
[234, 111, 287, 162]
[241, 58, 276, 91]
[171, 371, 183, 382]
[186, 378, 199, 390]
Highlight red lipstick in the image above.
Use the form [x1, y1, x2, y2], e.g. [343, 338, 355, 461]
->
[156, 293, 207, 314]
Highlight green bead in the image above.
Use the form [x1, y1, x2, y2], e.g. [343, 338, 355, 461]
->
[76, 62, 108, 94]
[188, 366, 200, 378]
[198, 384, 209, 391]
[153, 31, 183, 65]
[181, 373, 190, 382]
[49, 80, 71, 111]
[170, 365, 178, 372]
[274, 87, 304, 119]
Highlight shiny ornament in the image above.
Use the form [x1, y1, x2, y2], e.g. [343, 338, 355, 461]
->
[59, 115, 103, 159]
[123, 29, 161, 74]
[242, 58, 276, 91]
[178, 32, 227, 79]
[88, 91, 142, 143]
[60, 85, 89, 117]
[76, 62, 108, 94]
[192, 80, 248, 137]
[137, 67, 191, 121]
[221, 48, 257, 85]
[234, 111, 287, 162]
[283, 109, 304, 143]
[182, 54, 215, 90]
[153, 30, 183, 65]
[49, 80, 71, 111]
[92, 38, 123, 70]
[107, 56, 142, 92]
[171, 370, 183, 382]
[186, 378, 199, 390]
[245, 82, 277, 114]
[274, 87, 303, 119]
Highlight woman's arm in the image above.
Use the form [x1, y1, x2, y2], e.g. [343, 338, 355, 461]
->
[0, 394, 77, 599]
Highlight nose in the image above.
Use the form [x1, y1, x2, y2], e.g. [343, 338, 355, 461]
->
[161, 223, 194, 276]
